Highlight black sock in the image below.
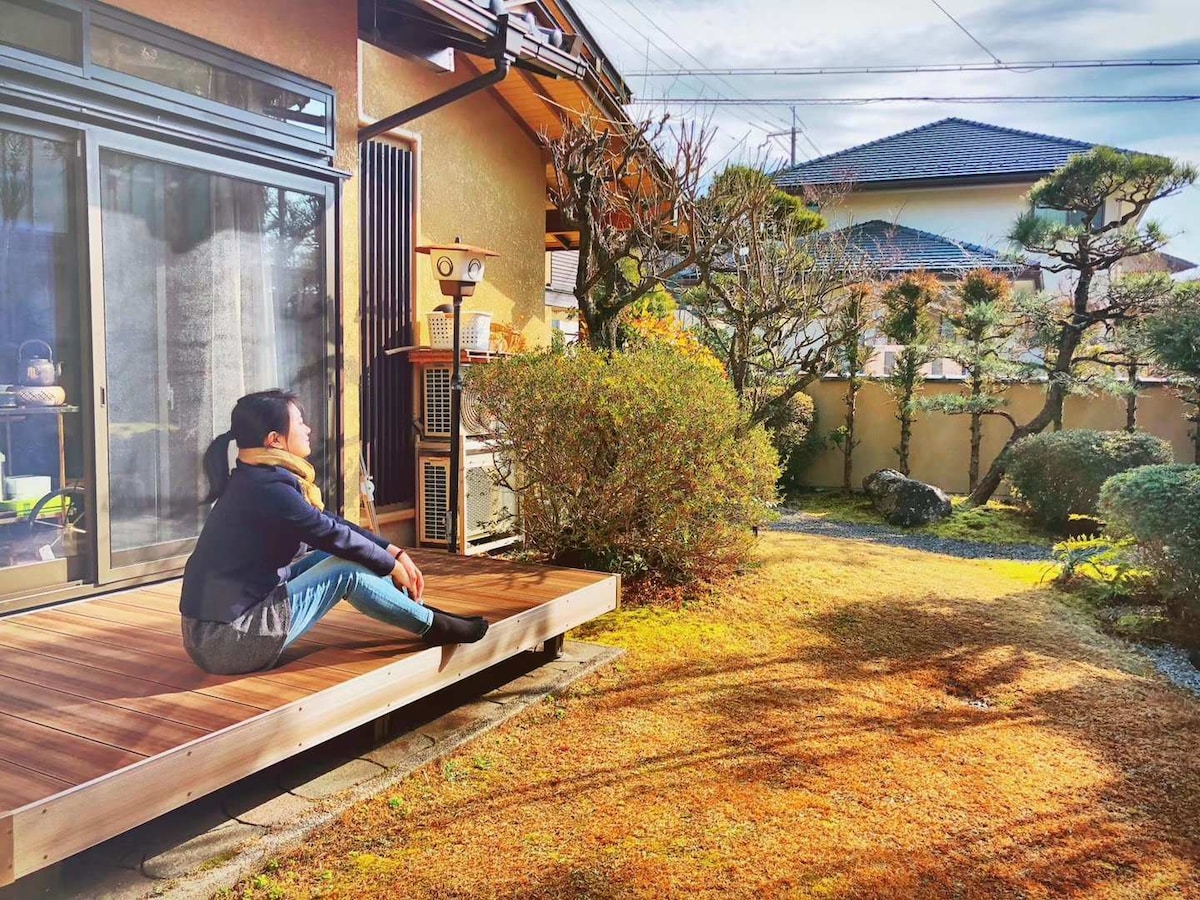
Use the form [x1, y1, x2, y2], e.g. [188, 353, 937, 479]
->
[423, 609, 489, 645]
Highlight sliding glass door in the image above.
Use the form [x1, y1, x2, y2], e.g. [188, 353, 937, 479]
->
[92, 136, 334, 581]
[0, 118, 90, 597]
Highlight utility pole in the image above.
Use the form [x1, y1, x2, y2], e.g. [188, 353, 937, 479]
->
[790, 106, 797, 166]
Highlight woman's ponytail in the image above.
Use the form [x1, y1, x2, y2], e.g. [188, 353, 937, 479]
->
[201, 430, 236, 504]
[200, 390, 300, 504]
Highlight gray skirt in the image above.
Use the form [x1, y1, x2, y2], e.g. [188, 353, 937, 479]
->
[181, 588, 292, 675]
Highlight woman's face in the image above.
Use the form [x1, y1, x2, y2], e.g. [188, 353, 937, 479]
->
[267, 402, 312, 458]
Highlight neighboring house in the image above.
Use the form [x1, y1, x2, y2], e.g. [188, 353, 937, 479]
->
[774, 117, 1193, 293]
[773, 117, 1195, 376]
[0, 0, 631, 614]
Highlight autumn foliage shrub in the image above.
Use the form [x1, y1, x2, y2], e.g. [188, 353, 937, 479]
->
[1100, 464, 1200, 623]
[469, 346, 779, 585]
[1005, 429, 1173, 530]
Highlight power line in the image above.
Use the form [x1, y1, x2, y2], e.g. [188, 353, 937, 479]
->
[603, 0, 797, 135]
[626, 58, 1200, 77]
[580, 0, 784, 141]
[928, 0, 1002, 65]
[629, 94, 1200, 107]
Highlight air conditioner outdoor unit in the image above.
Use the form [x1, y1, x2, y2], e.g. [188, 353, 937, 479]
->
[417, 448, 520, 554]
[418, 455, 450, 544]
[420, 363, 494, 439]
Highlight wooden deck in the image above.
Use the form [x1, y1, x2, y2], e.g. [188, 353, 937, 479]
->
[0, 551, 618, 887]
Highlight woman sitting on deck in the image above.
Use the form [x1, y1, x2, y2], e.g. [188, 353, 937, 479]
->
[180, 389, 487, 675]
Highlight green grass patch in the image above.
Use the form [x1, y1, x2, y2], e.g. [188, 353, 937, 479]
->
[788, 490, 1054, 547]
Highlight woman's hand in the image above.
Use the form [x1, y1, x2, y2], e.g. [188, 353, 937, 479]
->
[389, 548, 424, 602]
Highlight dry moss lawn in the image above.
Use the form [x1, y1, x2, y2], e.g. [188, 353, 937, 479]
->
[230, 533, 1200, 899]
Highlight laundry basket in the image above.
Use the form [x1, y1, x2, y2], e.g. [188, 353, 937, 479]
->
[427, 310, 492, 352]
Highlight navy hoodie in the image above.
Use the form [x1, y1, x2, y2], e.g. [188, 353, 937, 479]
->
[180, 462, 396, 622]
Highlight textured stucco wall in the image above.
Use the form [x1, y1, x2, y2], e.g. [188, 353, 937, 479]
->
[360, 42, 548, 349]
[803, 379, 1195, 495]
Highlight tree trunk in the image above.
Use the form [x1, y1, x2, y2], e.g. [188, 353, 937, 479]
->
[897, 390, 913, 476]
[1125, 362, 1138, 432]
[968, 369, 984, 490]
[1192, 402, 1200, 464]
[968, 412, 982, 491]
[842, 378, 859, 492]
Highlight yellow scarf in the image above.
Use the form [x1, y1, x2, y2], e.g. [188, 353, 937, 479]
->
[238, 447, 324, 511]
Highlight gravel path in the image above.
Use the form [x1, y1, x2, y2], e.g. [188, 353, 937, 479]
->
[1133, 644, 1200, 699]
[771, 510, 1053, 561]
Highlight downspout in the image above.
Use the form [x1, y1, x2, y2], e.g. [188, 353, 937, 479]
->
[358, 14, 522, 144]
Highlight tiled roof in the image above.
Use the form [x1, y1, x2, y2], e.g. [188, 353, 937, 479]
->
[832, 220, 1023, 274]
[774, 117, 1121, 189]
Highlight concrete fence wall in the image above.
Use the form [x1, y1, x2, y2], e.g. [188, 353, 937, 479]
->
[803, 379, 1197, 496]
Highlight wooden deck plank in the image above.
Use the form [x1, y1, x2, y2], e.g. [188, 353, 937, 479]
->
[6, 574, 618, 881]
[0, 640, 321, 710]
[0, 674, 208, 757]
[0, 647, 262, 731]
[8, 608, 382, 681]
[0, 762, 71, 811]
[0, 712, 144, 786]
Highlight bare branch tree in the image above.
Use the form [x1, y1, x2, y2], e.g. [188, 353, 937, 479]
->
[547, 113, 719, 349]
[683, 168, 874, 430]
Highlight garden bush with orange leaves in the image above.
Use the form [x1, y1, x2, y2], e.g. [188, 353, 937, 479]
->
[470, 346, 778, 586]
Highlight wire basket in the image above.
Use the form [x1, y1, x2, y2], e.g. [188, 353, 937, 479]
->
[427, 310, 492, 352]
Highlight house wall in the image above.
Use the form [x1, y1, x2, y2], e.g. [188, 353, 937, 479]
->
[99, 4, 549, 516]
[803, 379, 1194, 496]
[360, 43, 548, 350]
[824, 182, 1084, 294]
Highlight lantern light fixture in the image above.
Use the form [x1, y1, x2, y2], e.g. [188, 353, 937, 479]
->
[414, 238, 499, 554]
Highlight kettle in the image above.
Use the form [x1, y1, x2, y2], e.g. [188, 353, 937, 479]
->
[18, 340, 58, 387]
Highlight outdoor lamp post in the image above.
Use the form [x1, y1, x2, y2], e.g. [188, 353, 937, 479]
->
[416, 238, 498, 554]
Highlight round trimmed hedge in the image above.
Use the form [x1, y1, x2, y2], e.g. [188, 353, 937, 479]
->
[1100, 464, 1200, 622]
[1005, 429, 1173, 530]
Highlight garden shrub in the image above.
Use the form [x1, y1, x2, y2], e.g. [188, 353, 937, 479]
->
[1005, 429, 1173, 530]
[1100, 464, 1200, 623]
[760, 389, 819, 496]
[469, 346, 779, 586]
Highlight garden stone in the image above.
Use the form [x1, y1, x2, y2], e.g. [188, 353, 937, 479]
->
[863, 468, 952, 527]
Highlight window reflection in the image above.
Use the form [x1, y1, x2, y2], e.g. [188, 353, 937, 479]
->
[0, 0, 80, 63]
[0, 127, 88, 579]
[91, 27, 327, 134]
[99, 151, 327, 566]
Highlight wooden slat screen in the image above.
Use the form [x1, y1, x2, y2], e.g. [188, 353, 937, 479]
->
[360, 140, 415, 506]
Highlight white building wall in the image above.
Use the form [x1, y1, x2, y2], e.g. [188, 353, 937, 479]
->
[826, 181, 1082, 295]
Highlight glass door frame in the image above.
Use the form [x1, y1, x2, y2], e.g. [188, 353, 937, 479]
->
[0, 108, 96, 602]
[85, 126, 339, 585]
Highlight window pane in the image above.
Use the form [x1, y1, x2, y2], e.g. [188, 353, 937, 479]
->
[0, 0, 80, 62]
[0, 127, 88, 582]
[91, 27, 327, 134]
[99, 150, 328, 565]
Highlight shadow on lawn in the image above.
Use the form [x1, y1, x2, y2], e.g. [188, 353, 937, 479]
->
[771, 590, 1200, 896]
[454, 589, 1200, 897]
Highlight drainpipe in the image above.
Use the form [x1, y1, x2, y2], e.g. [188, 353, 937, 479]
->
[359, 14, 522, 143]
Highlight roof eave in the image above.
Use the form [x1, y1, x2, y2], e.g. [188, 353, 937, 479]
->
[781, 171, 1054, 194]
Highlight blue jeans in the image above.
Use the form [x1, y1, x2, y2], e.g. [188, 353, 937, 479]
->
[282, 551, 434, 648]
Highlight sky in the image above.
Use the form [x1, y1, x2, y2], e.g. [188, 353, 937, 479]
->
[571, 0, 1200, 265]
